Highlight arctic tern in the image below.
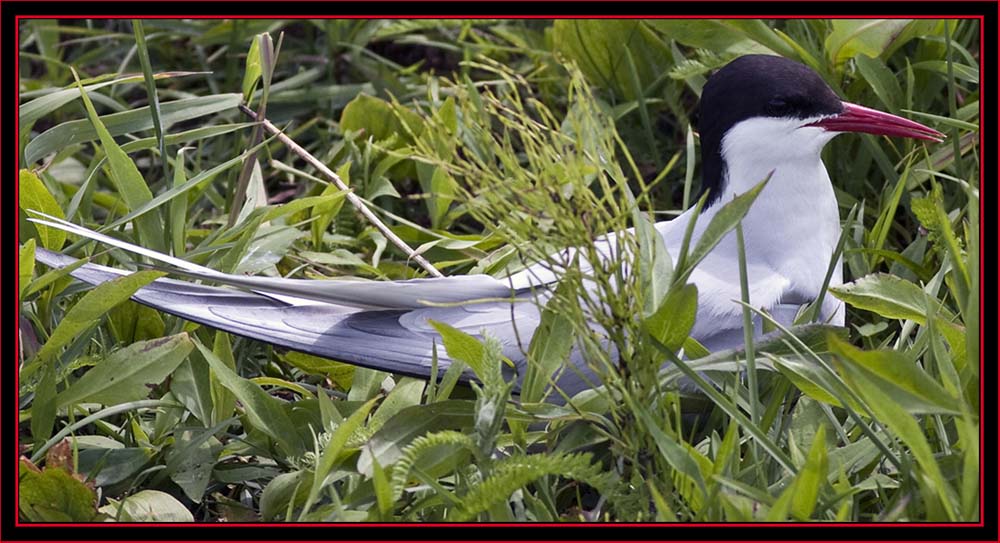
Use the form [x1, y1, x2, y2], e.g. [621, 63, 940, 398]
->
[28, 55, 943, 399]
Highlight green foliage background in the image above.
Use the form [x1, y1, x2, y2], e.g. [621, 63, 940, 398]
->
[18, 19, 980, 522]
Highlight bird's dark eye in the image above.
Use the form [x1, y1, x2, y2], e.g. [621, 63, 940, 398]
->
[767, 98, 791, 116]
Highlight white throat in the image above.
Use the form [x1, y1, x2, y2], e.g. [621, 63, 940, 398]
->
[719, 116, 838, 198]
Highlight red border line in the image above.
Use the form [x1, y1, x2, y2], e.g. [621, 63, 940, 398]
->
[13, 14, 988, 531]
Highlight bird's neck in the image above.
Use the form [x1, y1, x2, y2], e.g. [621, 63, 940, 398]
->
[721, 152, 832, 203]
[709, 151, 843, 317]
[714, 150, 839, 249]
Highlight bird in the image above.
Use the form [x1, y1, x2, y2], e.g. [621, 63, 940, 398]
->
[28, 54, 943, 401]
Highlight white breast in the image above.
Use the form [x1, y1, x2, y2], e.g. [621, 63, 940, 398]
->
[662, 116, 845, 330]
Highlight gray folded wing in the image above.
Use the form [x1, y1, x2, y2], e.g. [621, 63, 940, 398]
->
[28, 213, 521, 310]
[32, 248, 576, 394]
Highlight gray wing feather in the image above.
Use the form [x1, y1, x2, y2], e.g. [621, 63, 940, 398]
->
[32, 248, 562, 394]
[28, 214, 519, 309]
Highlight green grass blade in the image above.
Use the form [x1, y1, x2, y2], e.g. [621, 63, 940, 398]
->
[72, 68, 164, 251]
[25, 93, 241, 165]
[132, 20, 167, 181]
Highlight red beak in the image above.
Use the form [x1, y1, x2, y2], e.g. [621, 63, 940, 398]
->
[808, 102, 945, 142]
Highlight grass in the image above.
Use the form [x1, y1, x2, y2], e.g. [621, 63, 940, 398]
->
[17, 18, 980, 522]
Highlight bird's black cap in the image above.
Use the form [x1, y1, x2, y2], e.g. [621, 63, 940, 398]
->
[697, 55, 843, 205]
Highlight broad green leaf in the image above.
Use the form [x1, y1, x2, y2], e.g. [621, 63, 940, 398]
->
[791, 425, 828, 520]
[854, 54, 902, 112]
[829, 273, 953, 324]
[339, 94, 423, 144]
[721, 20, 798, 58]
[249, 377, 314, 399]
[234, 159, 267, 227]
[833, 356, 957, 520]
[76, 446, 153, 487]
[429, 320, 486, 380]
[108, 301, 165, 344]
[369, 457, 393, 520]
[310, 166, 348, 249]
[25, 93, 241, 165]
[19, 464, 101, 522]
[212, 464, 281, 486]
[99, 490, 193, 522]
[22, 251, 88, 299]
[416, 163, 456, 230]
[54, 333, 194, 407]
[169, 148, 190, 257]
[19, 239, 36, 297]
[30, 365, 58, 444]
[553, 20, 668, 100]
[771, 353, 851, 409]
[19, 169, 66, 250]
[910, 60, 980, 84]
[72, 69, 164, 252]
[170, 357, 215, 426]
[23, 270, 165, 382]
[261, 192, 349, 225]
[685, 178, 769, 276]
[303, 397, 378, 517]
[634, 202, 674, 316]
[629, 397, 708, 503]
[165, 425, 224, 503]
[647, 19, 754, 52]
[316, 384, 342, 433]
[829, 337, 961, 415]
[881, 19, 950, 60]
[643, 283, 698, 352]
[194, 339, 305, 456]
[210, 332, 238, 427]
[827, 437, 883, 481]
[242, 34, 264, 101]
[357, 400, 476, 477]
[299, 249, 377, 274]
[260, 470, 309, 521]
[363, 378, 426, 438]
[825, 19, 911, 66]
[349, 367, 389, 402]
[365, 170, 403, 200]
[522, 283, 577, 404]
[279, 352, 355, 391]
[682, 336, 711, 359]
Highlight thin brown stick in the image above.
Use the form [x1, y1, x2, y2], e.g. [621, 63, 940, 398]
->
[238, 104, 444, 278]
